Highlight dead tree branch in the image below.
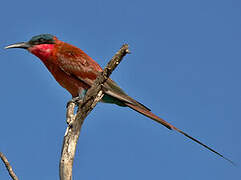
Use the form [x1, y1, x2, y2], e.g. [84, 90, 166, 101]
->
[0, 152, 19, 180]
[59, 44, 130, 180]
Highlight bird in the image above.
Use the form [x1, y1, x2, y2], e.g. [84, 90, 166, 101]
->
[5, 34, 234, 164]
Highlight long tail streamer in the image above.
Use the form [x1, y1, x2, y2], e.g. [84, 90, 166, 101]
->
[126, 103, 235, 165]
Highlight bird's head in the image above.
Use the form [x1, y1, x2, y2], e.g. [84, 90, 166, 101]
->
[5, 34, 58, 60]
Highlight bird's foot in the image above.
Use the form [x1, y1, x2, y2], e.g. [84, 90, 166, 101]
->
[66, 97, 83, 108]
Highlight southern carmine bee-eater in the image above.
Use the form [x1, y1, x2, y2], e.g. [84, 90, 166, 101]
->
[5, 34, 233, 164]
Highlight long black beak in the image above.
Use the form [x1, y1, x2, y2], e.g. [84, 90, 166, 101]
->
[5, 42, 31, 49]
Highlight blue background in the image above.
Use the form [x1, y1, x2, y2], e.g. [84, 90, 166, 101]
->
[0, 0, 240, 179]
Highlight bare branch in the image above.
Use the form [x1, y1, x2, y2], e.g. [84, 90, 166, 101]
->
[0, 152, 19, 180]
[59, 44, 130, 180]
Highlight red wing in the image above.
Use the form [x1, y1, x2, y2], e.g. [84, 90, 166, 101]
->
[55, 42, 149, 108]
[56, 43, 102, 86]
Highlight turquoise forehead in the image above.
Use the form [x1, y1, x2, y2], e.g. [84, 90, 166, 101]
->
[29, 34, 54, 42]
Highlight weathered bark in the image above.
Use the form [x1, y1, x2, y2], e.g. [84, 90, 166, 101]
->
[59, 44, 130, 180]
[0, 152, 19, 180]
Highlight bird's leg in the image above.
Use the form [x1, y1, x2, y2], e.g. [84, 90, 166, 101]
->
[66, 89, 87, 107]
[66, 90, 87, 125]
[70, 89, 87, 106]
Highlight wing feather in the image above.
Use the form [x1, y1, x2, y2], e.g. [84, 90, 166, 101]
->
[56, 43, 150, 110]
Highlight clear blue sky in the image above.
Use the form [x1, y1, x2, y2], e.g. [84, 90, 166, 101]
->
[1, 0, 240, 179]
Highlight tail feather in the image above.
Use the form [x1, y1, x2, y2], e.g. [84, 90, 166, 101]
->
[125, 102, 235, 165]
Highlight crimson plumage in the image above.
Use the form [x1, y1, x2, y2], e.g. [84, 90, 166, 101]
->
[5, 34, 234, 164]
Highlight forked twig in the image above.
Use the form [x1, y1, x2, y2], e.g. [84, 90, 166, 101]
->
[59, 44, 130, 180]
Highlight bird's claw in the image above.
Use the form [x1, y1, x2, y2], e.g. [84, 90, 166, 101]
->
[66, 97, 83, 108]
